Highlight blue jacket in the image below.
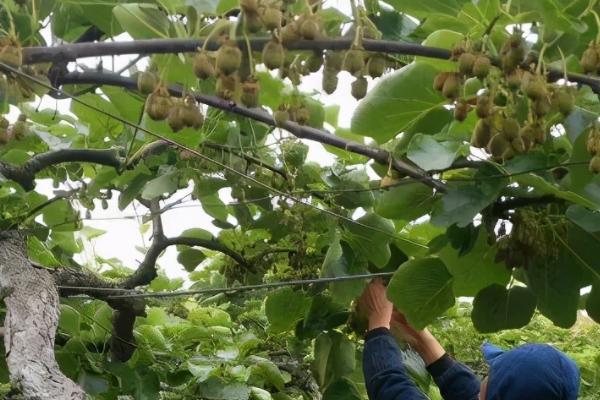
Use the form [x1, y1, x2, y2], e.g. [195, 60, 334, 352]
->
[363, 328, 481, 400]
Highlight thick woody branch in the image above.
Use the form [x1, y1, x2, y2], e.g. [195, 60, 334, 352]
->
[56, 71, 446, 191]
[0, 148, 122, 191]
[23, 37, 600, 94]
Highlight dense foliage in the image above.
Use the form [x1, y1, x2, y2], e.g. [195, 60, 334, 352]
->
[1, 0, 600, 398]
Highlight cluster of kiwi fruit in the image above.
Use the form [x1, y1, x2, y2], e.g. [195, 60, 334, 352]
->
[0, 36, 22, 68]
[495, 208, 567, 269]
[139, 73, 205, 132]
[273, 101, 310, 126]
[433, 31, 575, 162]
[586, 124, 600, 173]
[0, 114, 28, 145]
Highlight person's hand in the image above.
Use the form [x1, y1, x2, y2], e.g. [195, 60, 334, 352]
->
[390, 310, 446, 366]
[358, 279, 393, 331]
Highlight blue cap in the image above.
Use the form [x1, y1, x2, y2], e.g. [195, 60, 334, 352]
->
[482, 343, 580, 400]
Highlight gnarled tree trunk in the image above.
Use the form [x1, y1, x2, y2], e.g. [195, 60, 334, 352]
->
[0, 231, 84, 399]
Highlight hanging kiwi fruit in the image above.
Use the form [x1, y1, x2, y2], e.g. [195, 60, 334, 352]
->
[216, 40, 242, 75]
[12, 114, 27, 140]
[216, 73, 239, 100]
[167, 100, 187, 132]
[322, 67, 339, 94]
[305, 52, 324, 73]
[0, 36, 23, 68]
[367, 54, 386, 78]
[0, 117, 10, 145]
[342, 48, 365, 77]
[241, 77, 260, 108]
[181, 95, 204, 129]
[260, 6, 282, 31]
[351, 76, 368, 100]
[262, 39, 285, 70]
[145, 85, 173, 121]
[453, 98, 469, 121]
[137, 70, 158, 95]
[193, 50, 216, 80]
[274, 105, 290, 127]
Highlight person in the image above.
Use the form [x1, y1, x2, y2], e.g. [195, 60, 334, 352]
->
[359, 279, 580, 400]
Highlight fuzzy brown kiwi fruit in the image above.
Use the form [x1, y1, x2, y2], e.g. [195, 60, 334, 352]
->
[240, 0, 258, 13]
[487, 133, 511, 160]
[12, 114, 27, 140]
[167, 101, 186, 132]
[216, 73, 239, 100]
[453, 99, 469, 121]
[505, 69, 523, 90]
[522, 72, 546, 100]
[295, 107, 310, 125]
[146, 86, 173, 121]
[512, 137, 526, 154]
[241, 78, 260, 108]
[553, 87, 574, 116]
[0, 37, 22, 68]
[458, 52, 476, 76]
[581, 44, 599, 74]
[325, 51, 344, 72]
[216, 40, 242, 75]
[502, 118, 520, 140]
[306, 52, 323, 73]
[261, 6, 282, 30]
[442, 73, 461, 99]
[343, 48, 365, 76]
[244, 11, 263, 33]
[300, 17, 320, 40]
[182, 96, 204, 129]
[532, 97, 551, 117]
[367, 55, 386, 78]
[476, 94, 492, 118]
[262, 39, 285, 70]
[586, 128, 600, 154]
[472, 55, 491, 80]
[137, 71, 158, 95]
[500, 43, 524, 73]
[471, 118, 492, 148]
[433, 72, 450, 92]
[0, 117, 9, 145]
[274, 106, 289, 127]
[322, 68, 338, 94]
[280, 21, 300, 43]
[194, 50, 216, 80]
[351, 76, 368, 100]
[589, 156, 600, 173]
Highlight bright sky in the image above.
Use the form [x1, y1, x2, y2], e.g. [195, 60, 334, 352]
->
[17, 0, 373, 282]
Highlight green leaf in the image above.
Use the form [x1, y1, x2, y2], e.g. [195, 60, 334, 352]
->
[387, 257, 455, 329]
[439, 229, 511, 296]
[513, 174, 598, 209]
[265, 288, 310, 333]
[321, 238, 368, 305]
[407, 134, 462, 170]
[351, 62, 446, 143]
[142, 172, 178, 200]
[311, 331, 356, 389]
[42, 199, 79, 231]
[197, 377, 250, 400]
[113, 4, 170, 39]
[566, 205, 600, 232]
[343, 213, 395, 268]
[416, 30, 464, 70]
[374, 182, 435, 221]
[199, 193, 229, 222]
[322, 377, 362, 400]
[386, 0, 470, 18]
[27, 236, 60, 268]
[431, 186, 494, 228]
[471, 285, 537, 333]
[249, 358, 286, 391]
[181, 228, 214, 241]
[58, 305, 81, 335]
[177, 248, 206, 272]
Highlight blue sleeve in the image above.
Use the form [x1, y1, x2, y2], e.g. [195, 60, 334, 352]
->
[362, 328, 429, 400]
[427, 354, 480, 400]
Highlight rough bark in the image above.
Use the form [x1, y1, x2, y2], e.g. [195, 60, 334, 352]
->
[0, 231, 84, 399]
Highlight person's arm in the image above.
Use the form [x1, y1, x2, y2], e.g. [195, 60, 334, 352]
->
[390, 312, 480, 400]
[360, 280, 429, 400]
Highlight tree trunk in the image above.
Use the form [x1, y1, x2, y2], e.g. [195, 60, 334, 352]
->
[0, 231, 85, 399]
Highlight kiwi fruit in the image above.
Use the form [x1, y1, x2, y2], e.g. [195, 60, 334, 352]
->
[261, 6, 282, 30]
[325, 51, 344, 72]
[281, 21, 301, 42]
[0, 117, 9, 145]
[241, 78, 260, 108]
[367, 55, 386, 78]
[453, 99, 469, 121]
[553, 87, 574, 116]
[182, 96, 204, 129]
[0, 37, 22, 68]
[343, 48, 365, 76]
[505, 69, 523, 90]
[322, 68, 338, 94]
[458, 52, 476, 76]
[502, 118, 520, 140]
[476, 94, 492, 118]
[442, 73, 461, 99]
[589, 156, 600, 173]
[521, 72, 546, 100]
[194, 50, 216, 80]
[137, 71, 158, 95]
[433, 72, 450, 91]
[145, 85, 173, 121]
[532, 97, 551, 117]
[581, 44, 599, 74]
[512, 137, 526, 154]
[244, 11, 263, 33]
[295, 107, 310, 125]
[351, 76, 368, 100]
[274, 107, 289, 127]
[167, 101, 186, 132]
[216, 73, 239, 100]
[306, 52, 323, 73]
[300, 18, 320, 40]
[12, 114, 27, 140]
[487, 133, 511, 160]
[216, 40, 242, 75]
[471, 118, 492, 148]
[586, 128, 600, 154]
[500, 38, 524, 74]
[240, 0, 258, 13]
[262, 39, 285, 70]
[472, 55, 491, 80]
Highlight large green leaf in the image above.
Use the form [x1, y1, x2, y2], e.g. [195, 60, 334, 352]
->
[311, 331, 356, 389]
[322, 377, 362, 400]
[343, 213, 395, 268]
[386, 0, 470, 19]
[439, 229, 511, 297]
[113, 4, 170, 39]
[196, 377, 250, 400]
[471, 285, 537, 333]
[374, 182, 434, 221]
[265, 288, 310, 334]
[566, 205, 600, 232]
[387, 257, 455, 329]
[321, 238, 368, 305]
[351, 62, 446, 143]
[406, 134, 463, 170]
